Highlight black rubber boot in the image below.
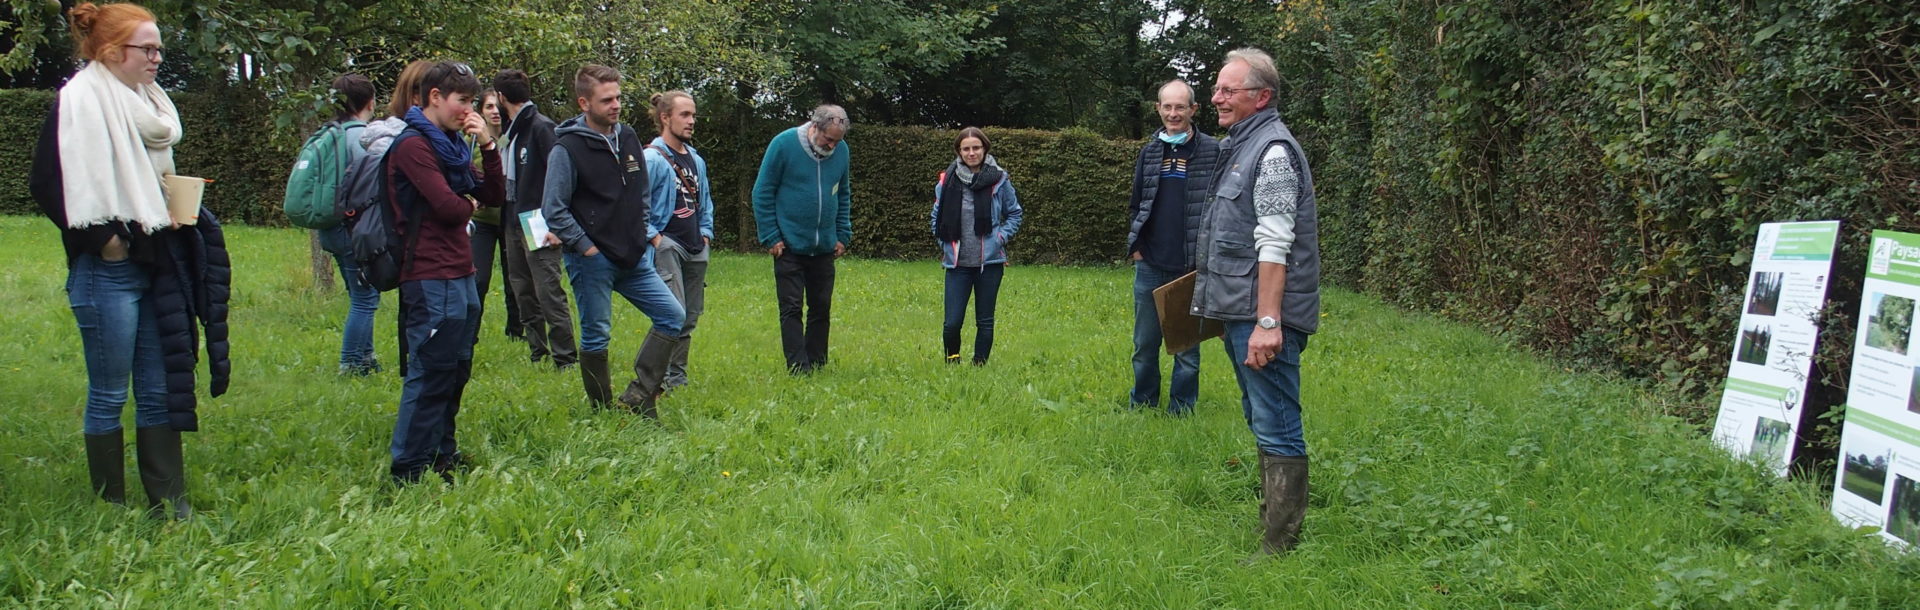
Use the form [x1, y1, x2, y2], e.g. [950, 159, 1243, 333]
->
[84, 431, 125, 505]
[135, 426, 191, 520]
[1255, 454, 1308, 557]
[618, 330, 684, 419]
[580, 350, 613, 408]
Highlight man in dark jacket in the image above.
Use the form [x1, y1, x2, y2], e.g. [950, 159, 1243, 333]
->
[494, 69, 577, 370]
[1126, 79, 1222, 416]
[386, 61, 507, 485]
[541, 64, 685, 418]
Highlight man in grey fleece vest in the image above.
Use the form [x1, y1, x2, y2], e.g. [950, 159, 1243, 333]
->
[1193, 48, 1322, 558]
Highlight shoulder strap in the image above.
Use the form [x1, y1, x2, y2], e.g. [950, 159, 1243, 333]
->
[386, 131, 428, 275]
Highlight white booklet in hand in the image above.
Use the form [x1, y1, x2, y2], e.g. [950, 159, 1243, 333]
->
[519, 210, 553, 250]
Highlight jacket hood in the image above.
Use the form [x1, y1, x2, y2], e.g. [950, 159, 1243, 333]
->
[362, 117, 406, 157]
[556, 115, 630, 147]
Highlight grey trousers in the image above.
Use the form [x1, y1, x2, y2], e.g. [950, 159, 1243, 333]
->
[654, 235, 707, 382]
[502, 218, 578, 366]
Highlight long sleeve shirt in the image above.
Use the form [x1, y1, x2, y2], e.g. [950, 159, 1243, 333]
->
[1253, 142, 1302, 265]
[389, 136, 505, 281]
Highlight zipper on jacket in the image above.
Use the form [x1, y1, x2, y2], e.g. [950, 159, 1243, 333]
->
[814, 159, 824, 250]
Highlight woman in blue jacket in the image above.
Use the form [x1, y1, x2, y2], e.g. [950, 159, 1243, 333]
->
[931, 127, 1023, 365]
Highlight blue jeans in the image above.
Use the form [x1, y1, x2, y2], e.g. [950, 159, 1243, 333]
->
[943, 264, 1004, 362]
[1132, 262, 1200, 414]
[564, 249, 684, 353]
[391, 277, 480, 482]
[318, 226, 381, 370]
[67, 254, 168, 435]
[1222, 322, 1309, 457]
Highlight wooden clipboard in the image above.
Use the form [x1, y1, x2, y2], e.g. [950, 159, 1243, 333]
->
[1153, 271, 1224, 355]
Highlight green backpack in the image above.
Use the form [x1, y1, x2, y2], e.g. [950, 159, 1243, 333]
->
[282, 120, 361, 229]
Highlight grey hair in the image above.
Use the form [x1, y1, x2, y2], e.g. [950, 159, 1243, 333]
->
[1224, 48, 1282, 94]
[809, 104, 850, 132]
[1156, 79, 1197, 106]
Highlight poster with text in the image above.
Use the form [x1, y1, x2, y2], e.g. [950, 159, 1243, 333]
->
[1832, 230, 1920, 548]
[1711, 221, 1839, 475]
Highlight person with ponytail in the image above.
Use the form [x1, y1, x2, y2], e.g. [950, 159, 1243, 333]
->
[929, 127, 1022, 365]
[315, 73, 383, 376]
[28, 2, 233, 520]
[641, 90, 713, 391]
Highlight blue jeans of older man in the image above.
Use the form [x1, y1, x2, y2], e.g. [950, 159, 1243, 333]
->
[1222, 321, 1309, 457]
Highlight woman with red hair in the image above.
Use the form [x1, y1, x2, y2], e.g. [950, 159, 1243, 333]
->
[29, 2, 231, 520]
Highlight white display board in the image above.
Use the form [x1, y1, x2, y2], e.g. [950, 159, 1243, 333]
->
[1711, 221, 1839, 475]
[1832, 230, 1920, 548]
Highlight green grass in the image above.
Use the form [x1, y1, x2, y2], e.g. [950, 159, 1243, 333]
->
[2, 216, 1917, 607]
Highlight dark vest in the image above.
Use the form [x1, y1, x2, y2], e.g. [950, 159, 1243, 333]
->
[556, 125, 652, 270]
[1193, 108, 1321, 333]
[1128, 130, 1221, 271]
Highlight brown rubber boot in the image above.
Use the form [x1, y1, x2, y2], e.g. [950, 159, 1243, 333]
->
[135, 426, 191, 520]
[84, 431, 125, 505]
[580, 350, 613, 408]
[618, 330, 684, 419]
[1256, 454, 1309, 557]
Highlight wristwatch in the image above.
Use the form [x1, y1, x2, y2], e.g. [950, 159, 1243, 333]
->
[1257, 316, 1280, 329]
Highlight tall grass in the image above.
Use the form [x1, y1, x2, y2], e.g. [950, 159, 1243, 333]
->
[1, 217, 1915, 607]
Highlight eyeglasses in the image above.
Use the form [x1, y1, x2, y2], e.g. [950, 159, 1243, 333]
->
[1212, 85, 1265, 98]
[1157, 103, 1193, 112]
[122, 45, 164, 61]
[451, 62, 472, 76]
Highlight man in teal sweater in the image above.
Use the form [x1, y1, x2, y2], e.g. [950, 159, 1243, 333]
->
[753, 105, 853, 374]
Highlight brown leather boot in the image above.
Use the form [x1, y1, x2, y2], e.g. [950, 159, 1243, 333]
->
[580, 350, 613, 408]
[1256, 454, 1308, 557]
[618, 330, 684, 419]
[84, 431, 125, 504]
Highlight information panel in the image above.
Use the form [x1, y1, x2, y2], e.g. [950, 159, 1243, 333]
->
[1832, 230, 1920, 548]
[1711, 221, 1839, 475]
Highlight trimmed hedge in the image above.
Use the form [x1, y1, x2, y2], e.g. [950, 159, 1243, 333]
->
[2, 88, 1143, 265]
[0, 87, 295, 225]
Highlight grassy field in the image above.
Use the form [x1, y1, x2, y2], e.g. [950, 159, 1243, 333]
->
[2, 216, 1918, 607]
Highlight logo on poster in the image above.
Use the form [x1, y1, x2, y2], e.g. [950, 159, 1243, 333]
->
[1872, 238, 1894, 276]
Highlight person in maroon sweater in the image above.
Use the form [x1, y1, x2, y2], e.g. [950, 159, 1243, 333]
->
[384, 61, 506, 485]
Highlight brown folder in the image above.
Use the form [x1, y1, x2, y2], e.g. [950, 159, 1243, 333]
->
[1153, 271, 1224, 355]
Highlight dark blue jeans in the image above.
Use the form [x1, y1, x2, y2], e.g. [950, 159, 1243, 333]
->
[1222, 322, 1309, 457]
[943, 264, 1004, 363]
[390, 277, 480, 483]
[1131, 262, 1200, 414]
[67, 254, 168, 435]
[318, 226, 381, 371]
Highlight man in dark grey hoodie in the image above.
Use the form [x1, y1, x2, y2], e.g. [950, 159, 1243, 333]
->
[541, 64, 684, 418]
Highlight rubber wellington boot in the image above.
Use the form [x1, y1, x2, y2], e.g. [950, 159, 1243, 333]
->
[1254, 454, 1309, 557]
[618, 330, 684, 419]
[84, 431, 125, 504]
[135, 426, 191, 520]
[580, 350, 613, 408]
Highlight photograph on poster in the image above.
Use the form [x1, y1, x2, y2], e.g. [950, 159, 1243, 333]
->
[1908, 367, 1920, 415]
[1842, 446, 1892, 503]
[1737, 324, 1773, 365]
[1748, 417, 1792, 463]
[1864, 292, 1914, 356]
[1888, 475, 1920, 545]
[1747, 271, 1784, 316]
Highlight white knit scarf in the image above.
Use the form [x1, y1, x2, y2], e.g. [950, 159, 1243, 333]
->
[58, 61, 181, 231]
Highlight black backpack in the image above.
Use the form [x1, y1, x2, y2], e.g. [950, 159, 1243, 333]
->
[346, 130, 424, 292]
